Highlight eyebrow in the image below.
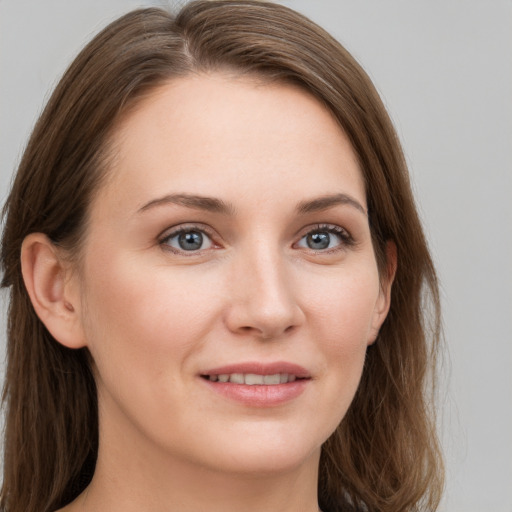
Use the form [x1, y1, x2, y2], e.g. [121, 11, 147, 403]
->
[138, 192, 366, 216]
[138, 193, 235, 215]
[296, 193, 367, 216]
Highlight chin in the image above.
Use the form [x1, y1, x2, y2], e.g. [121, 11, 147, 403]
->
[210, 446, 320, 477]
[188, 421, 326, 476]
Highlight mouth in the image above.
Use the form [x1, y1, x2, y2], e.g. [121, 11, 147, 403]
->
[201, 373, 307, 385]
[198, 362, 311, 407]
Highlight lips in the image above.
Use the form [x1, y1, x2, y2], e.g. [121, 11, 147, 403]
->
[199, 362, 311, 407]
[204, 373, 298, 385]
[201, 361, 310, 379]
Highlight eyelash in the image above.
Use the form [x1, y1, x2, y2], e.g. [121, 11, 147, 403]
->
[296, 224, 355, 253]
[159, 223, 354, 256]
[159, 224, 217, 256]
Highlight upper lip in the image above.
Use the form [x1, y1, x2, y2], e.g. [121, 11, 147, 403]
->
[200, 361, 311, 378]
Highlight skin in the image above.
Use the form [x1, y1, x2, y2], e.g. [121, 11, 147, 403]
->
[22, 74, 394, 512]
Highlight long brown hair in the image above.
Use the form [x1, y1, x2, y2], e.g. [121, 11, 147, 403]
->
[1, 2, 443, 511]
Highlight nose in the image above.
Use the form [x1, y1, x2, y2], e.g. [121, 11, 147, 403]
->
[224, 245, 305, 339]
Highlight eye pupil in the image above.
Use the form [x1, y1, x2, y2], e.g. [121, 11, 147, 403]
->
[178, 231, 203, 250]
[307, 232, 330, 250]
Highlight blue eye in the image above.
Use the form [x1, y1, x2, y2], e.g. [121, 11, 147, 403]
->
[162, 228, 213, 252]
[296, 225, 352, 251]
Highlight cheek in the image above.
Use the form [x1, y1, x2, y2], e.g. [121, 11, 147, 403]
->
[301, 265, 380, 406]
[304, 266, 380, 346]
[80, 252, 223, 384]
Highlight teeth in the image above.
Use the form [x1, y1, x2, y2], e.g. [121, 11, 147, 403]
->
[230, 373, 244, 384]
[263, 374, 281, 385]
[245, 373, 264, 385]
[206, 373, 300, 385]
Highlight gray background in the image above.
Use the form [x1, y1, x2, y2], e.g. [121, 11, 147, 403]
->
[1, 1, 511, 510]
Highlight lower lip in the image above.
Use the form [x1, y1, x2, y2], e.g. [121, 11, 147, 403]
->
[200, 378, 309, 407]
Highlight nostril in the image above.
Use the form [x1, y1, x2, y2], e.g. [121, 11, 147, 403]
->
[224, 294, 305, 339]
[235, 323, 297, 339]
[240, 326, 254, 333]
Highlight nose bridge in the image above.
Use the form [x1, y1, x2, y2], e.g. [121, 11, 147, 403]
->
[226, 236, 303, 338]
[248, 242, 290, 305]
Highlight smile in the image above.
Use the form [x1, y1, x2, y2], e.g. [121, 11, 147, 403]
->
[202, 373, 302, 385]
[199, 362, 311, 407]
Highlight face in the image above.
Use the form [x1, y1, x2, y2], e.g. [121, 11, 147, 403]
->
[73, 74, 391, 476]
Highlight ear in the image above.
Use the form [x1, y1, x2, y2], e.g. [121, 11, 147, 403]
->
[21, 233, 86, 349]
[368, 241, 397, 345]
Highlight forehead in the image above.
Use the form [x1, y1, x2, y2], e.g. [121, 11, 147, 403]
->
[95, 73, 365, 216]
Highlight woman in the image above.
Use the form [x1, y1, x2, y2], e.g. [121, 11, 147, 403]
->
[0, 1, 443, 511]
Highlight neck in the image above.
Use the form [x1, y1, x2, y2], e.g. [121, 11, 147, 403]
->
[67, 406, 322, 512]
[85, 459, 320, 512]
[76, 451, 321, 512]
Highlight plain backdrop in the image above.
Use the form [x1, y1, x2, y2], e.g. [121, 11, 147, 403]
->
[1, 1, 511, 511]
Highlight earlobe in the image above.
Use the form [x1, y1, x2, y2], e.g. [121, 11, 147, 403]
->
[21, 233, 86, 349]
[368, 241, 397, 345]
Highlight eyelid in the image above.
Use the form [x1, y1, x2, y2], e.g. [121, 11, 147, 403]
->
[159, 223, 220, 254]
[293, 223, 355, 252]
[157, 222, 355, 256]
